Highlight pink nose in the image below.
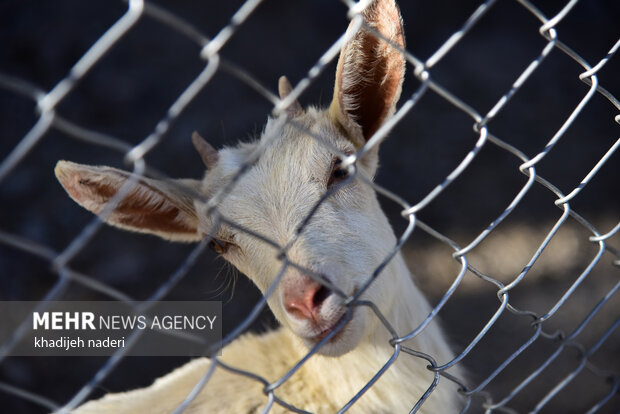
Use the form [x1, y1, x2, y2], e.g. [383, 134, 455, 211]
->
[283, 277, 331, 321]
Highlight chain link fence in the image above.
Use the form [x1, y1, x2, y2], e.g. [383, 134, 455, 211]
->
[0, 0, 618, 412]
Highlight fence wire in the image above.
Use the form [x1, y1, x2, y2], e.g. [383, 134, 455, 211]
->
[0, 0, 618, 413]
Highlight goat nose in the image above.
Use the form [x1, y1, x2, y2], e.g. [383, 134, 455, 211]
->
[283, 279, 331, 321]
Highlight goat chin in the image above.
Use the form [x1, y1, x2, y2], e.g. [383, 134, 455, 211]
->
[56, 0, 465, 412]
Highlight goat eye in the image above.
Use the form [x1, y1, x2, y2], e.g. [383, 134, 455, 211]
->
[208, 238, 230, 255]
[328, 157, 349, 187]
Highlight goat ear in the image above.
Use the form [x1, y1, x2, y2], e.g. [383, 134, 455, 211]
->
[55, 161, 202, 242]
[329, 0, 405, 147]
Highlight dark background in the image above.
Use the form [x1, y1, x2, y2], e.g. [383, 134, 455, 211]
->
[0, 0, 618, 412]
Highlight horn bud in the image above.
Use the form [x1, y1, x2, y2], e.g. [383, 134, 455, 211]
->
[192, 131, 219, 169]
[278, 76, 303, 117]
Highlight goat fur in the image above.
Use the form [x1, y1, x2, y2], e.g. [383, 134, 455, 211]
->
[55, 1, 464, 412]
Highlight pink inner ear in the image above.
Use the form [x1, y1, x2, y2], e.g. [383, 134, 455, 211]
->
[56, 161, 198, 237]
[335, 0, 405, 143]
[343, 34, 403, 140]
[77, 177, 198, 235]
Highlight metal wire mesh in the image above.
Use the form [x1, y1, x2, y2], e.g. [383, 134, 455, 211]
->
[0, 0, 618, 412]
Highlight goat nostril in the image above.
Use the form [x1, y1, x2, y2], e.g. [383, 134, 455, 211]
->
[285, 304, 308, 320]
[312, 285, 331, 308]
[284, 280, 332, 320]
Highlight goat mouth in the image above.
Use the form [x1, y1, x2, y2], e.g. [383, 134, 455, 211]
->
[309, 311, 350, 343]
[308, 285, 359, 343]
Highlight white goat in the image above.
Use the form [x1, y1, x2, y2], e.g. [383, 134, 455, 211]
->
[55, 0, 463, 412]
